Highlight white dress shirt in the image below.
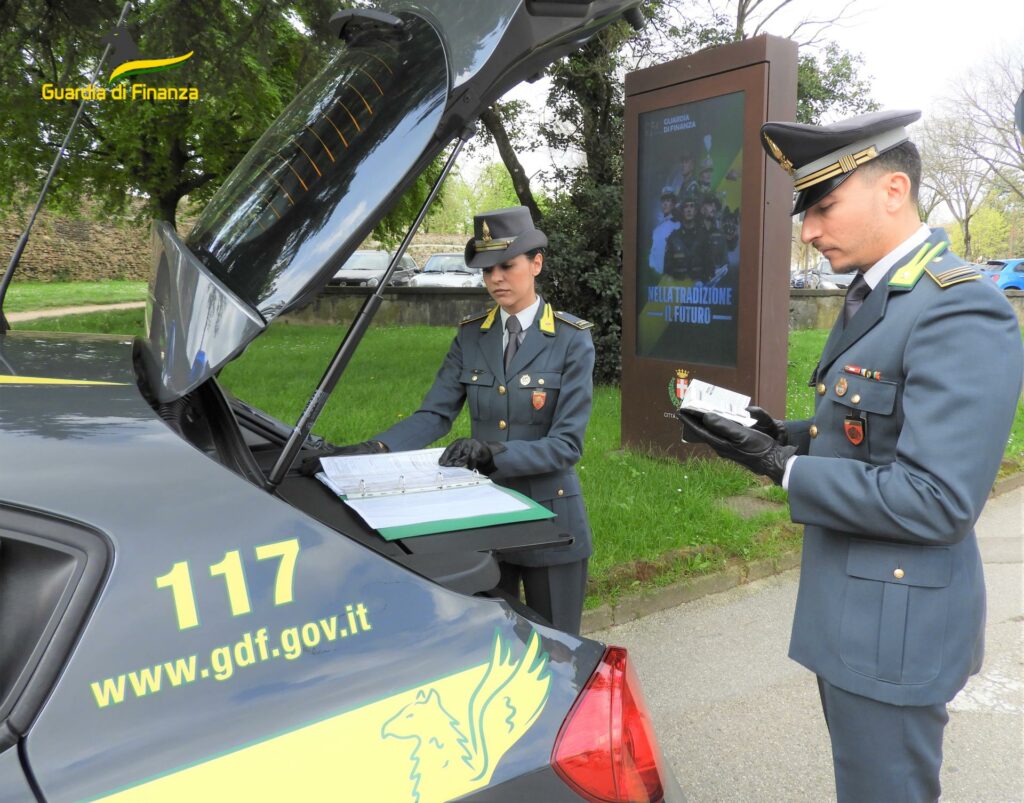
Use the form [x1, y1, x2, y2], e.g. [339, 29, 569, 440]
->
[500, 295, 542, 350]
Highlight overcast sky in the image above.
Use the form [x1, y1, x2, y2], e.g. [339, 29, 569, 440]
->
[765, 0, 1021, 119]
[481, 0, 1022, 181]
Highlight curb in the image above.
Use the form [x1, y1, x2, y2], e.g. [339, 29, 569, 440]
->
[582, 472, 1023, 636]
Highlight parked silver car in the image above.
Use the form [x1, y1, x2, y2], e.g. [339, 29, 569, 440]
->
[330, 249, 419, 287]
[408, 252, 483, 287]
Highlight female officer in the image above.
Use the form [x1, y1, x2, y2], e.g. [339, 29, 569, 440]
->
[327, 206, 595, 634]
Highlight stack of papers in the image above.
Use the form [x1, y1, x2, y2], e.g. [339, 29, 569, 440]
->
[318, 448, 486, 497]
[316, 448, 554, 540]
[679, 379, 756, 426]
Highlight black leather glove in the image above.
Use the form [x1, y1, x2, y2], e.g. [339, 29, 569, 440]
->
[438, 438, 506, 474]
[678, 410, 796, 485]
[297, 440, 388, 476]
[746, 405, 788, 446]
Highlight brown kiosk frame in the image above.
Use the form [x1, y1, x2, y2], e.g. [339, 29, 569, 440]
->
[621, 35, 797, 458]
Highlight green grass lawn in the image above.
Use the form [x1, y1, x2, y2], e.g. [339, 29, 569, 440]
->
[3, 280, 146, 313]
[14, 310, 1024, 605]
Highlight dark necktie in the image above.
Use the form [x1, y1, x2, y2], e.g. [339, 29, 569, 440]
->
[504, 315, 522, 372]
[843, 272, 871, 326]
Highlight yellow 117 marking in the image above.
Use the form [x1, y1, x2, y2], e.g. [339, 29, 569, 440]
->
[155, 538, 300, 630]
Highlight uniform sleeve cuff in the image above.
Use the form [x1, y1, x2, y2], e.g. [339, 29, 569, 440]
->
[782, 455, 797, 490]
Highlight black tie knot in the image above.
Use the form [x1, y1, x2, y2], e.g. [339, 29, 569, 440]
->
[844, 273, 870, 325]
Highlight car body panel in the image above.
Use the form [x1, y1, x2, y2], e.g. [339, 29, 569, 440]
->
[410, 253, 483, 287]
[0, 332, 605, 801]
[331, 250, 419, 286]
[0, 746, 36, 803]
[982, 258, 1024, 290]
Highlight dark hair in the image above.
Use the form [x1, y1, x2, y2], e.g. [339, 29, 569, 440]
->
[523, 247, 545, 260]
[860, 141, 921, 204]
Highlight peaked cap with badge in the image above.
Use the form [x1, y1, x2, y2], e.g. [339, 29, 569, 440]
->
[464, 206, 548, 269]
[761, 109, 921, 214]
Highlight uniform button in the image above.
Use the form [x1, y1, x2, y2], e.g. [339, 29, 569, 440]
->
[817, 383, 826, 396]
[893, 568, 905, 580]
[498, 385, 506, 395]
[851, 394, 861, 404]
[538, 378, 545, 385]
[471, 375, 478, 382]
[557, 489, 564, 496]
[498, 420, 507, 430]
[809, 425, 818, 438]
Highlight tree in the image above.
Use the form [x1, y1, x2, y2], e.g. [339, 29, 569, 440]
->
[796, 42, 876, 125]
[0, 1, 352, 230]
[477, 0, 877, 382]
[949, 48, 1024, 204]
[945, 205, 1010, 264]
[918, 116, 993, 261]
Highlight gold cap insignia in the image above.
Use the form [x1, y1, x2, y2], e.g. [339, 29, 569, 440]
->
[763, 133, 794, 176]
[482, 220, 492, 242]
[675, 369, 689, 379]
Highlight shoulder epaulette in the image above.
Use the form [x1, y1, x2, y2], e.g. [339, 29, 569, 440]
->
[460, 306, 497, 328]
[925, 264, 981, 288]
[889, 241, 948, 289]
[553, 310, 594, 330]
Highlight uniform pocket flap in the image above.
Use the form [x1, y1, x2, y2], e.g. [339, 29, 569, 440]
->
[529, 472, 581, 501]
[519, 372, 561, 390]
[846, 539, 951, 588]
[827, 373, 897, 414]
[459, 369, 495, 387]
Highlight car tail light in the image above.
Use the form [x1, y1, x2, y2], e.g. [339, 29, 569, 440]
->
[552, 647, 666, 802]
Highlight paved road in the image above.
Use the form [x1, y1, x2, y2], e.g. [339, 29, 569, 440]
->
[594, 487, 1023, 802]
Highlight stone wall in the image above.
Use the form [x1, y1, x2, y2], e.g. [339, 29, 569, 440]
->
[0, 208, 152, 281]
[287, 286, 1024, 331]
[1, 208, 465, 284]
[287, 286, 491, 328]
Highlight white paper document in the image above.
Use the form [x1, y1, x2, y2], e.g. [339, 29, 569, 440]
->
[318, 447, 488, 497]
[679, 379, 756, 426]
[341, 484, 531, 530]
[314, 447, 554, 538]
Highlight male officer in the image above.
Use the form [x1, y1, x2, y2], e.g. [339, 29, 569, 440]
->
[325, 207, 595, 635]
[679, 110, 1023, 801]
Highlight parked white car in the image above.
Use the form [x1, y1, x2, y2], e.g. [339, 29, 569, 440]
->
[408, 252, 483, 288]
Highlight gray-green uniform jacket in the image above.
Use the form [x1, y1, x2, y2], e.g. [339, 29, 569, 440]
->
[375, 298, 595, 566]
[785, 229, 1023, 706]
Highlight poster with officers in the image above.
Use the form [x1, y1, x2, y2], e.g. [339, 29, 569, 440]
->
[635, 91, 745, 367]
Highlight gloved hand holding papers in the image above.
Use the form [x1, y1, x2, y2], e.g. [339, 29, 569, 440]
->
[678, 379, 757, 427]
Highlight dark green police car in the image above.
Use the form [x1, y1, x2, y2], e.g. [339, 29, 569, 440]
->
[0, 2, 684, 800]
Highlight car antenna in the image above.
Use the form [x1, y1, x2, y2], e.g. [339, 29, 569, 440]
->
[0, 1, 131, 334]
[265, 126, 475, 491]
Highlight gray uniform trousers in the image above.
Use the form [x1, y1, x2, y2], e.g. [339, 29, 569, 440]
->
[375, 299, 595, 634]
[782, 231, 1023, 801]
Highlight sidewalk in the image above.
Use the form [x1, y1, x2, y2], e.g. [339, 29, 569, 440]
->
[592, 486, 1023, 802]
[6, 301, 145, 323]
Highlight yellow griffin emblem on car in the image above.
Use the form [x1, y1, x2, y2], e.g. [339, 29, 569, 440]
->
[381, 630, 552, 802]
[99, 630, 551, 802]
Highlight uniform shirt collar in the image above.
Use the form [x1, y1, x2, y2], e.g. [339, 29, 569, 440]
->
[861, 223, 931, 290]
[499, 294, 542, 333]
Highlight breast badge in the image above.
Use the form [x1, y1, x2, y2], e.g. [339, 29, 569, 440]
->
[532, 390, 546, 410]
[844, 414, 865, 446]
